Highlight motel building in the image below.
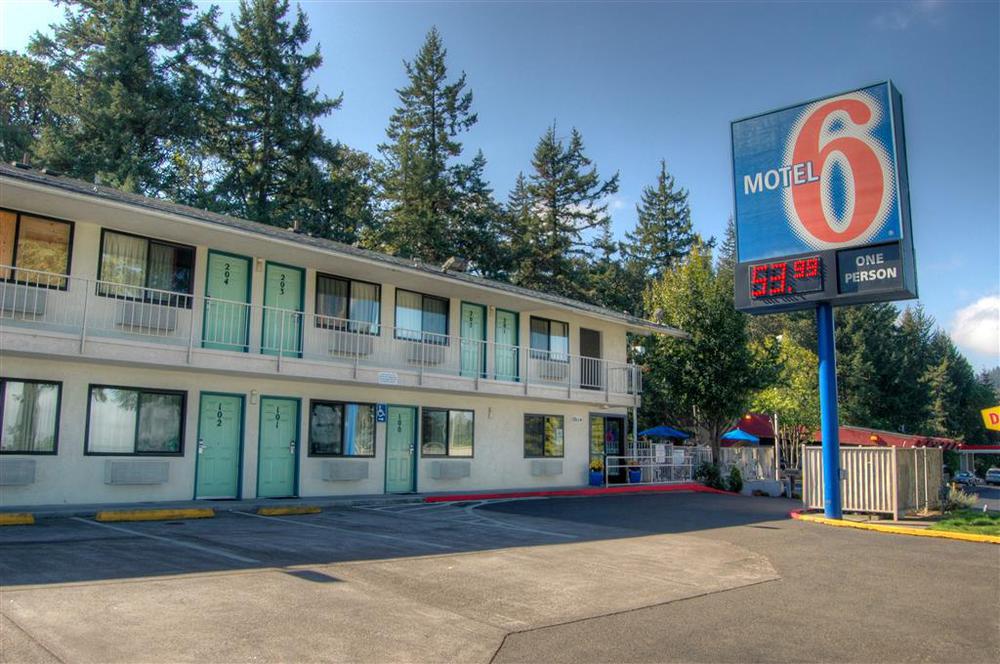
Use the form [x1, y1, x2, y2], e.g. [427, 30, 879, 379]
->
[0, 163, 683, 507]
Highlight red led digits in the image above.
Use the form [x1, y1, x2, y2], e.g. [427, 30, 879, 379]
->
[751, 257, 820, 299]
[751, 264, 768, 297]
[768, 262, 787, 295]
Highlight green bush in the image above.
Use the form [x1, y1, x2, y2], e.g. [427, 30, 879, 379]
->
[694, 462, 725, 490]
[727, 466, 744, 493]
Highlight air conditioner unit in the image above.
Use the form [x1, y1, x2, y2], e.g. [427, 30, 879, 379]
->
[407, 342, 446, 366]
[329, 330, 374, 357]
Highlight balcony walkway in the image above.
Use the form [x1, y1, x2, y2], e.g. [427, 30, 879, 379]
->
[1, 267, 641, 407]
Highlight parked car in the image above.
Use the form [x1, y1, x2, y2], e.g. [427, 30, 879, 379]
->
[953, 470, 980, 486]
[985, 468, 1000, 485]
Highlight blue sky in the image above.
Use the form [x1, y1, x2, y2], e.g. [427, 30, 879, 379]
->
[2, 0, 998, 368]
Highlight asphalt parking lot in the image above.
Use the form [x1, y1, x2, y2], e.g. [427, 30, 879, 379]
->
[1, 492, 997, 663]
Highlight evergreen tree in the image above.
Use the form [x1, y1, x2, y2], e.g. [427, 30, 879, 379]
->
[0, 51, 68, 164]
[28, 0, 216, 194]
[891, 305, 936, 432]
[624, 160, 694, 279]
[717, 215, 737, 274]
[377, 27, 477, 263]
[589, 226, 640, 313]
[209, 0, 344, 231]
[449, 151, 508, 279]
[512, 124, 619, 300]
[834, 303, 899, 430]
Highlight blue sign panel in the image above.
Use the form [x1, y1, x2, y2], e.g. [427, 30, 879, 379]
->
[376, 403, 387, 423]
[731, 82, 917, 314]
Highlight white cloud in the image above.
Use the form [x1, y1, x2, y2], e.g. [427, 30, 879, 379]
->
[950, 295, 1000, 357]
[871, 0, 945, 31]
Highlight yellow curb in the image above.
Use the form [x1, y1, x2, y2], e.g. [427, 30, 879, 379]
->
[95, 508, 215, 523]
[0, 513, 35, 526]
[792, 511, 1000, 544]
[256, 505, 322, 516]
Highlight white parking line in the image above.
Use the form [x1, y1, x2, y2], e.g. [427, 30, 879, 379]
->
[357, 502, 578, 540]
[234, 511, 457, 551]
[71, 517, 261, 563]
[461, 503, 578, 539]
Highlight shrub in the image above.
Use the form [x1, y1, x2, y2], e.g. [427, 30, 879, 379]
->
[943, 484, 978, 512]
[727, 466, 744, 493]
[589, 458, 604, 472]
[695, 462, 725, 490]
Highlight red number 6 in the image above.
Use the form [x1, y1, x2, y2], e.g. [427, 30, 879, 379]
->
[790, 98, 886, 244]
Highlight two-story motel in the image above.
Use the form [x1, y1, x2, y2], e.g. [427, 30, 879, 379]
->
[0, 163, 683, 507]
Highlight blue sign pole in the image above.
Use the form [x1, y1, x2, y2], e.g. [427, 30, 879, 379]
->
[816, 302, 842, 518]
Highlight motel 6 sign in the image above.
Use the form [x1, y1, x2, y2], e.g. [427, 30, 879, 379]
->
[731, 82, 918, 314]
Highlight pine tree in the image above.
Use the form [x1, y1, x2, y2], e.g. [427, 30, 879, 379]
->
[209, 0, 343, 231]
[0, 51, 68, 163]
[377, 27, 477, 263]
[450, 151, 508, 279]
[624, 160, 694, 279]
[834, 303, 900, 430]
[28, 0, 216, 194]
[717, 215, 738, 274]
[512, 124, 619, 300]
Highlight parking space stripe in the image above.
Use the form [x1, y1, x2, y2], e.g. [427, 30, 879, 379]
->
[71, 517, 260, 563]
[461, 504, 579, 539]
[233, 511, 458, 551]
[356, 503, 579, 540]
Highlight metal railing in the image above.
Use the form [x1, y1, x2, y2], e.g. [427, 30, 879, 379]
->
[0, 265, 642, 400]
[604, 446, 711, 485]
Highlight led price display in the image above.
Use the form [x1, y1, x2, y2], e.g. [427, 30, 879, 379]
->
[749, 256, 822, 299]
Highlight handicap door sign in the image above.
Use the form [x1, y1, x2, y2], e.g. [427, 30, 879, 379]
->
[376, 403, 388, 423]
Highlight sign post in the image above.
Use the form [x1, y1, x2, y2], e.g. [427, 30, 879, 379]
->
[731, 82, 917, 519]
[816, 302, 842, 518]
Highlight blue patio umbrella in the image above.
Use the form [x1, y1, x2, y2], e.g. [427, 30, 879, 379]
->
[721, 428, 760, 444]
[638, 425, 691, 440]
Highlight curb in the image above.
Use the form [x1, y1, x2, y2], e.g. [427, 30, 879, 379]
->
[789, 509, 1000, 544]
[256, 506, 321, 516]
[0, 513, 35, 526]
[424, 483, 738, 503]
[95, 508, 215, 523]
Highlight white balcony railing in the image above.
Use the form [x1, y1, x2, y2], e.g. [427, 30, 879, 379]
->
[0, 266, 642, 401]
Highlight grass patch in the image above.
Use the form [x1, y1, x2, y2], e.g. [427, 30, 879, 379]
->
[929, 510, 1000, 536]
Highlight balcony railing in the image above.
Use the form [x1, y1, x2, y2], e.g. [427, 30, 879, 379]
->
[0, 266, 642, 400]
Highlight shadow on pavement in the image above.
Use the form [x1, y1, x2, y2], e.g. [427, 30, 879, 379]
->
[0, 492, 797, 587]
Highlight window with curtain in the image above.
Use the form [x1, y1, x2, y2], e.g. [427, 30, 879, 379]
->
[98, 230, 194, 306]
[395, 290, 449, 344]
[0, 379, 61, 454]
[315, 274, 381, 334]
[421, 408, 473, 457]
[308, 400, 375, 456]
[86, 386, 185, 455]
[529, 317, 570, 361]
[524, 414, 565, 458]
[0, 210, 73, 287]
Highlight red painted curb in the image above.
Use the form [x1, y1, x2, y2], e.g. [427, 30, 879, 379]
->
[423, 483, 738, 503]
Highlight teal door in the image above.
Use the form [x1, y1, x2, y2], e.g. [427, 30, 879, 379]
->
[262, 262, 303, 357]
[385, 406, 416, 493]
[195, 393, 243, 499]
[460, 303, 486, 378]
[203, 252, 251, 351]
[494, 309, 519, 381]
[257, 397, 298, 497]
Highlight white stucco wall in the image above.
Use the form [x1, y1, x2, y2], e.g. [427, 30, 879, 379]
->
[0, 356, 626, 507]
